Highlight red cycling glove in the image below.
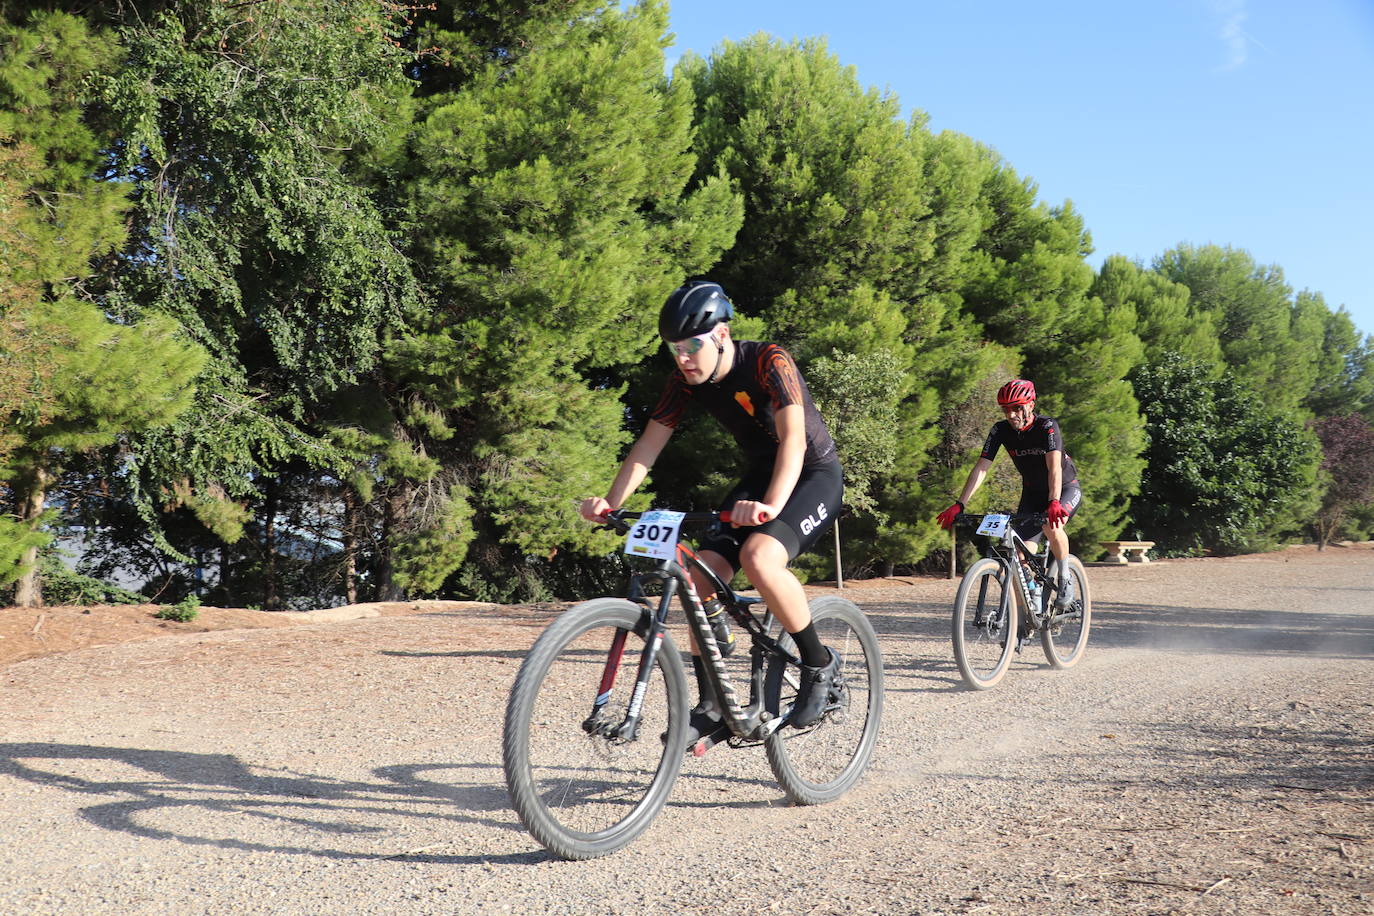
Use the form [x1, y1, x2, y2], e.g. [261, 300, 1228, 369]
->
[936, 501, 964, 530]
[1046, 499, 1069, 527]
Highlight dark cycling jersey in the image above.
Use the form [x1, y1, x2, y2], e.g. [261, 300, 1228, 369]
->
[981, 416, 1079, 498]
[650, 341, 838, 470]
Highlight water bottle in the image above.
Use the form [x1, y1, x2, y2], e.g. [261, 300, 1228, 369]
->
[703, 597, 736, 656]
[1022, 565, 1041, 609]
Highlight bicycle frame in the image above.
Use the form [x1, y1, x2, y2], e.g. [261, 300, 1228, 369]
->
[967, 516, 1049, 623]
[591, 510, 796, 746]
[962, 512, 1074, 628]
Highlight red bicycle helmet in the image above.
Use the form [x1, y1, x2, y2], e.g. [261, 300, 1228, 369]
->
[996, 378, 1036, 406]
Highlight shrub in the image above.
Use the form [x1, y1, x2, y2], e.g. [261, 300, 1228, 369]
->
[155, 594, 200, 622]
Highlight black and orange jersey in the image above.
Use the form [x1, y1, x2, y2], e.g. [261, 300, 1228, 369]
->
[650, 341, 838, 469]
[981, 415, 1079, 496]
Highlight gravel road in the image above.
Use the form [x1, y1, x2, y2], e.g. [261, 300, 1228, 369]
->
[1, 546, 1371, 916]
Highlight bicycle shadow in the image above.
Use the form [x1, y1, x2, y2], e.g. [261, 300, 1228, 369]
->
[853, 605, 984, 693]
[0, 742, 542, 864]
[380, 648, 530, 661]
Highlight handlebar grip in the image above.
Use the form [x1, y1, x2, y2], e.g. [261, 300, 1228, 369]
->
[719, 510, 770, 525]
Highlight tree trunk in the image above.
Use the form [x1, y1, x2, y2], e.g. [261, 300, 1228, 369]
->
[374, 484, 406, 602]
[262, 479, 282, 611]
[220, 544, 232, 601]
[342, 486, 358, 605]
[13, 464, 53, 608]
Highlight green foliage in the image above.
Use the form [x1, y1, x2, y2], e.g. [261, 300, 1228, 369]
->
[1, 2, 1365, 606]
[93, 0, 420, 551]
[806, 348, 902, 517]
[1129, 353, 1321, 555]
[388, 482, 476, 595]
[1153, 245, 1324, 415]
[1303, 304, 1374, 419]
[155, 593, 200, 622]
[0, 10, 129, 298]
[388, 0, 741, 593]
[0, 513, 51, 587]
[1093, 255, 1219, 366]
[7, 301, 205, 458]
[38, 553, 143, 605]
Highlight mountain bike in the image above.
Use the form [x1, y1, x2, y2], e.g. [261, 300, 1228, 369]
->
[502, 508, 883, 860]
[950, 512, 1091, 690]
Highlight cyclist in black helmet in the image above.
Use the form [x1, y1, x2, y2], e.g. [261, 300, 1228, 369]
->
[936, 378, 1082, 611]
[580, 280, 844, 741]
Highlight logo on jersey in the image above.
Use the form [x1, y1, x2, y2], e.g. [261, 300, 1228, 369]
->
[734, 391, 755, 416]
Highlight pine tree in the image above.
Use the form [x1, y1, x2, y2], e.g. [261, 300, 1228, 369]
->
[674, 35, 992, 575]
[1153, 244, 1323, 415]
[0, 10, 205, 603]
[1093, 254, 1221, 365]
[957, 155, 1146, 558]
[384, 0, 741, 599]
[88, 0, 420, 606]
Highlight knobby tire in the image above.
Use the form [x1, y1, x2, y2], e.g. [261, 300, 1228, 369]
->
[502, 598, 688, 860]
[765, 596, 884, 805]
[1041, 555, 1092, 669]
[952, 557, 1017, 690]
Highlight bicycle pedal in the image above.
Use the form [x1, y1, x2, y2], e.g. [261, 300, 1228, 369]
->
[690, 722, 733, 757]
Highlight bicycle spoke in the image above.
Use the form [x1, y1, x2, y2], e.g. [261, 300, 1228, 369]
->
[952, 558, 1017, 689]
[504, 599, 687, 859]
[1041, 556, 1092, 669]
[765, 597, 883, 805]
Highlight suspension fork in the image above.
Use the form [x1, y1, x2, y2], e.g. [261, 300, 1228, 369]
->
[600, 572, 678, 742]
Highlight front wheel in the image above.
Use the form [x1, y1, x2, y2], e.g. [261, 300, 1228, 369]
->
[502, 598, 688, 860]
[1041, 555, 1091, 669]
[765, 596, 884, 805]
[952, 557, 1017, 690]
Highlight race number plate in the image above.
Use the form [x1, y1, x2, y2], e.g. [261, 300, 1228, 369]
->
[623, 510, 684, 560]
[976, 513, 1011, 537]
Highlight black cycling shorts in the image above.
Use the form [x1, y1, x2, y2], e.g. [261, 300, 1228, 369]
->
[1013, 481, 1082, 543]
[698, 459, 844, 570]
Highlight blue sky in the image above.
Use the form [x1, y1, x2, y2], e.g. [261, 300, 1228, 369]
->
[662, 0, 1374, 337]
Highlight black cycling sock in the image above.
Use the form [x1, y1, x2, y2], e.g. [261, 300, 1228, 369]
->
[690, 655, 719, 711]
[789, 623, 829, 668]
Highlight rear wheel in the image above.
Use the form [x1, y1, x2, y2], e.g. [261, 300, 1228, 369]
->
[1041, 555, 1091, 669]
[503, 598, 688, 859]
[952, 558, 1017, 690]
[765, 596, 884, 805]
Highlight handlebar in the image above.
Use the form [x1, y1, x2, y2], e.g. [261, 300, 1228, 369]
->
[954, 511, 1049, 529]
[593, 507, 769, 534]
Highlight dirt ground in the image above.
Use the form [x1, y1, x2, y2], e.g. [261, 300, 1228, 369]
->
[1, 543, 1367, 669]
[0, 542, 1371, 915]
[0, 598, 507, 668]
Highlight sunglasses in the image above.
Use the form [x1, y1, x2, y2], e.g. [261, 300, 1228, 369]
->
[665, 330, 715, 359]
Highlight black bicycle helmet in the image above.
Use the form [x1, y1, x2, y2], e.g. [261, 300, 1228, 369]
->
[659, 280, 734, 342]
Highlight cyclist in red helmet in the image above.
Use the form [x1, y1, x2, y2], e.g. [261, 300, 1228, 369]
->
[936, 378, 1082, 611]
[580, 280, 845, 743]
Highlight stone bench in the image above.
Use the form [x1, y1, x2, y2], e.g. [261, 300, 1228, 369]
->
[1100, 540, 1155, 564]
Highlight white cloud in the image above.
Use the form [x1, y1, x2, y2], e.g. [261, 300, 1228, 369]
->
[1212, 0, 1250, 71]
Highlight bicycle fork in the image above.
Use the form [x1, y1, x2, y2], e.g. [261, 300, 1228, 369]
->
[582, 585, 675, 743]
